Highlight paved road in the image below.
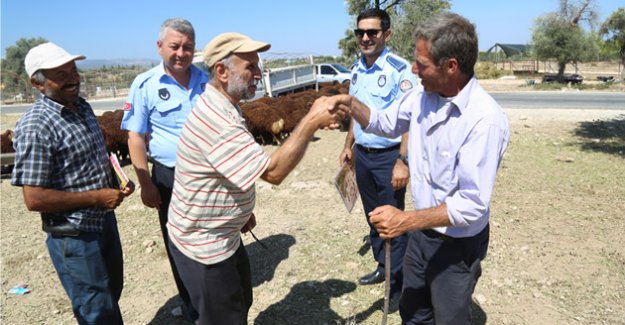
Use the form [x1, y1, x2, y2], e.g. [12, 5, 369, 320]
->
[2, 92, 625, 114]
[492, 91, 625, 110]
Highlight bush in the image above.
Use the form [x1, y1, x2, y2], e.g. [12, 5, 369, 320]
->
[475, 62, 512, 79]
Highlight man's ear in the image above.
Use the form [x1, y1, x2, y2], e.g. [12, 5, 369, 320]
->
[445, 58, 458, 75]
[30, 76, 45, 92]
[213, 62, 229, 83]
[383, 29, 392, 43]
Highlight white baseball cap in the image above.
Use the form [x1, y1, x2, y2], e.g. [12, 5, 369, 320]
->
[24, 42, 86, 78]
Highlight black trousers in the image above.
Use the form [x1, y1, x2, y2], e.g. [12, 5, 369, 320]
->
[169, 240, 253, 325]
[354, 144, 408, 296]
[401, 226, 490, 325]
[151, 161, 196, 319]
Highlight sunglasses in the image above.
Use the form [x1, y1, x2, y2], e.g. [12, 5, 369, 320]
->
[354, 29, 383, 38]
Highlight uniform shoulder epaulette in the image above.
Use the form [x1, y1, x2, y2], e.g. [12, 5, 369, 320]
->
[133, 68, 158, 89]
[386, 54, 407, 72]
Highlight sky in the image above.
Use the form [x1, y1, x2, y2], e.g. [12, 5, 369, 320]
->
[1, 0, 622, 61]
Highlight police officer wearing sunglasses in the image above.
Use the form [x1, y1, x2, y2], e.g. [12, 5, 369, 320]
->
[339, 8, 419, 312]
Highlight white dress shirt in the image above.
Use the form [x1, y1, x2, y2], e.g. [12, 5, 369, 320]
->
[366, 76, 510, 237]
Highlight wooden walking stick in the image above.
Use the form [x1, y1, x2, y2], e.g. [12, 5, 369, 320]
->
[381, 239, 391, 325]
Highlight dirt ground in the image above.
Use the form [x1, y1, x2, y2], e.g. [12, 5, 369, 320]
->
[1, 81, 625, 324]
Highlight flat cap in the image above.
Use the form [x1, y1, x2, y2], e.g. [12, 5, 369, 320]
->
[203, 32, 270, 68]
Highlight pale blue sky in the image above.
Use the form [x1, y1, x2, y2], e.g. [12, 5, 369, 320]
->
[1, 0, 622, 60]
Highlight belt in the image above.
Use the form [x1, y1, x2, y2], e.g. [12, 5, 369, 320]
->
[422, 229, 456, 242]
[150, 158, 175, 171]
[41, 214, 80, 236]
[355, 144, 400, 154]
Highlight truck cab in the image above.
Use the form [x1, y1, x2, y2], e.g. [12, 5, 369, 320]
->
[315, 63, 351, 84]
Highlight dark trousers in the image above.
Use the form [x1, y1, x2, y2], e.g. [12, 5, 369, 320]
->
[46, 215, 124, 325]
[151, 161, 196, 319]
[354, 145, 408, 296]
[400, 226, 490, 325]
[169, 240, 253, 325]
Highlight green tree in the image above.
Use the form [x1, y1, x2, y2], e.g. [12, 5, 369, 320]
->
[387, 0, 450, 60]
[1, 37, 47, 99]
[599, 8, 625, 78]
[530, 1, 599, 82]
[531, 14, 596, 81]
[339, 0, 449, 62]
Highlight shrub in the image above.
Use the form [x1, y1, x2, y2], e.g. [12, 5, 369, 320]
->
[475, 62, 512, 79]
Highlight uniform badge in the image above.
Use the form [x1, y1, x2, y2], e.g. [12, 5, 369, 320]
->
[158, 88, 171, 100]
[400, 79, 413, 92]
[351, 74, 357, 85]
[378, 75, 386, 87]
[123, 102, 132, 111]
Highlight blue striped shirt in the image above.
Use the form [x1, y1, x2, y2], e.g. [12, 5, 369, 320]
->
[12, 95, 117, 232]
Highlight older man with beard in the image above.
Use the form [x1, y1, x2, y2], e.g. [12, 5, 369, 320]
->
[166, 32, 347, 324]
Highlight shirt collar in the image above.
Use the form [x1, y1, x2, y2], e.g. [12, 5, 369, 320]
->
[429, 74, 478, 127]
[203, 84, 244, 123]
[450, 74, 477, 115]
[357, 47, 389, 71]
[39, 94, 88, 115]
[157, 61, 203, 88]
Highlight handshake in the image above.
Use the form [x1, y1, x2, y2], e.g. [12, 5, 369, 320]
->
[306, 95, 364, 130]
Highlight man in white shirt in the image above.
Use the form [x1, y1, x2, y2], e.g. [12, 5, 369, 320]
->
[328, 12, 509, 324]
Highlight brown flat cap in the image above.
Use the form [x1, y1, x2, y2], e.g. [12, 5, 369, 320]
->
[203, 32, 271, 68]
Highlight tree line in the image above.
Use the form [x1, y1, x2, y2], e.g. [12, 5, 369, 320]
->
[2, 1, 623, 103]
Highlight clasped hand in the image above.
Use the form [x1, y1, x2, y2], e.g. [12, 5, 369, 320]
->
[309, 95, 353, 129]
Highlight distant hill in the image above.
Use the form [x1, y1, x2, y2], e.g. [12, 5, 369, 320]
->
[77, 58, 159, 70]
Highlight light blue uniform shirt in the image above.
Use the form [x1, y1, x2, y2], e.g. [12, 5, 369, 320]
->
[365, 76, 510, 238]
[121, 62, 208, 167]
[349, 48, 418, 148]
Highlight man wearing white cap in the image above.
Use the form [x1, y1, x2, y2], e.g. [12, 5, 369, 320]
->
[166, 32, 347, 324]
[11, 42, 134, 325]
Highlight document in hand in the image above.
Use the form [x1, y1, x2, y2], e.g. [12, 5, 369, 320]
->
[109, 154, 129, 188]
[334, 162, 359, 213]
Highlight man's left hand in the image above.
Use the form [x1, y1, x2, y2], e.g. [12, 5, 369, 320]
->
[241, 213, 257, 233]
[391, 160, 409, 190]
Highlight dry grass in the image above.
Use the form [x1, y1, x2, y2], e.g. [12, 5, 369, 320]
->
[1, 107, 625, 324]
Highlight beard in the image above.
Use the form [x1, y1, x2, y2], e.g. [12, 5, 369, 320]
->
[227, 72, 256, 100]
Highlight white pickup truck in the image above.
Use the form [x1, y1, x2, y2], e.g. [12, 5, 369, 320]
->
[193, 53, 316, 100]
[315, 63, 351, 84]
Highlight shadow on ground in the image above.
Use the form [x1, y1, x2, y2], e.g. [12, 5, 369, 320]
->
[147, 296, 192, 325]
[574, 114, 625, 156]
[147, 234, 296, 324]
[247, 233, 296, 287]
[254, 279, 357, 324]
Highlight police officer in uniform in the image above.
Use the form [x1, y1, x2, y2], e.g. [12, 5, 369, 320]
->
[121, 18, 207, 322]
[339, 8, 419, 310]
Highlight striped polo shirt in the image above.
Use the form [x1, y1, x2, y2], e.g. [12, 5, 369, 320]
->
[167, 83, 270, 265]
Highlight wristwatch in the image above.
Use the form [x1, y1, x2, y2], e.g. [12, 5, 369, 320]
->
[398, 154, 409, 166]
